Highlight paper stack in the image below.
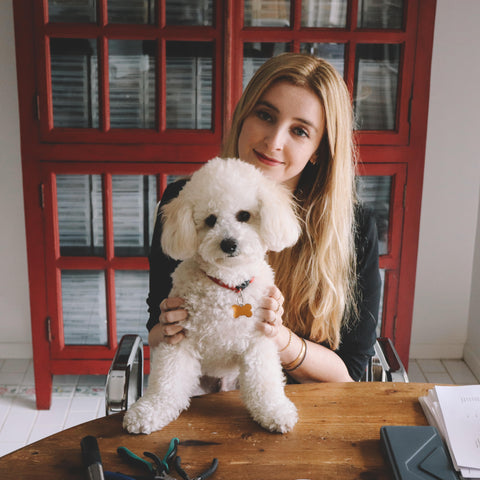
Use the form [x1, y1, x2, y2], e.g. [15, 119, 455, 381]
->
[419, 385, 480, 479]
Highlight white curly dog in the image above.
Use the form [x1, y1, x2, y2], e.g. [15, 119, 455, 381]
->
[123, 157, 301, 434]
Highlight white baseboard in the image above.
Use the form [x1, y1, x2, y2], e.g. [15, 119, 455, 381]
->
[0, 342, 33, 359]
[409, 343, 464, 359]
[463, 344, 480, 381]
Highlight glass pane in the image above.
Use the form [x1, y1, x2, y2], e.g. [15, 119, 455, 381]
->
[356, 175, 391, 255]
[108, 0, 156, 24]
[115, 271, 149, 344]
[243, 43, 290, 90]
[353, 44, 400, 130]
[57, 174, 104, 256]
[300, 43, 345, 77]
[50, 39, 99, 128]
[112, 175, 157, 256]
[61, 270, 107, 345]
[244, 0, 290, 27]
[109, 40, 156, 129]
[358, 0, 404, 29]
[301, 0, 347, 28]
[166, 0, 213, 25]
[166, 42, 213, 129]
[166, 174, 189, 186]
[48, 0, 97, 23]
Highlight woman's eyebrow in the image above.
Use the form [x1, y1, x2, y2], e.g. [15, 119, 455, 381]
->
[256, 100, 319, 131]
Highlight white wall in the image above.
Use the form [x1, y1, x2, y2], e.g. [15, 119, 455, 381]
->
[410, 0, 480, 366]
[464, 191, 480, 379]
[0, 1, 479, 368]
[0, 1, 32, 358]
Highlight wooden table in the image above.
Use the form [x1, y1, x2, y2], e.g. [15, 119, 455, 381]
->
[0, 382, 433, 479]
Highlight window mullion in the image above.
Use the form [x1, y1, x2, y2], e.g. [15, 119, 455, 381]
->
[98, 0, 108, 133]
[159, 39, 166, 132]
[98, 0, 107, 26]
[99, 36, 109, 131]
[106, 267, 117, 349]
[292, 0, 301, 31]
[103, 173, 114, 261]
[349, 0, 359, 30]
[345, 40, 356, 95]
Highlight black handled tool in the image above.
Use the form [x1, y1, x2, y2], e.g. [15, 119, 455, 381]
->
[81, 435, 106, 480]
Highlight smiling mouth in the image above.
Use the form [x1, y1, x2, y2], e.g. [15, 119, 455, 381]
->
[254, 150, 284, 166]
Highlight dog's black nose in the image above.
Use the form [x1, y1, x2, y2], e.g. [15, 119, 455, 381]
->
[220, 238, 237, 254]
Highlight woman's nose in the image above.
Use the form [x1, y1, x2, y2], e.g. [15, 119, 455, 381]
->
[264, 127, 286, 151]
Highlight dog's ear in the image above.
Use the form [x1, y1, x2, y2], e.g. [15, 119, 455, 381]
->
[258, 180, 301, 252]
[160, 195, 198, 260]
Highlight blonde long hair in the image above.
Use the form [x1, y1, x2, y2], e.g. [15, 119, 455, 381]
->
[222, 53, 357, 350]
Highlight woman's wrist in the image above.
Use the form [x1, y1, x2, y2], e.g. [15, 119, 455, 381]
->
[278, 328, 292, 352]
[276, 326, 305, 367]
[282, 337, 307, 371]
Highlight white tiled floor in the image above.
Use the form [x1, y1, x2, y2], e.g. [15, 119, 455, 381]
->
[0, 358, 478, 458]
[0, 359, 107, 458]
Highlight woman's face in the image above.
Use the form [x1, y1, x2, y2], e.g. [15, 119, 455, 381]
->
[238, 80, 325, 191]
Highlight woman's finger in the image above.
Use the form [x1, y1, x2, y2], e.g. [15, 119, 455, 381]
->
[160, 297, 185, 312]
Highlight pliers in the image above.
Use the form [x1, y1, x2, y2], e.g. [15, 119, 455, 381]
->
[174, 456, 218, 480]
[106, 437, 179, 480]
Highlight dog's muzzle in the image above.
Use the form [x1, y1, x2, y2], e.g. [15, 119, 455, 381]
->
[220, 238, 238, 256]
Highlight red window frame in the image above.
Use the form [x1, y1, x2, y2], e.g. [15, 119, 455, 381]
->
[41, 161, 200, 362]
[356, 162, 407, 340]
[33, 0, 225, 147]
[13, 0, 437, 409]
[229, 0, 419, 145]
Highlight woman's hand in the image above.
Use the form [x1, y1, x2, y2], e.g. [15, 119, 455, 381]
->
[148, 297, 187, 347]
[256, 286, 288, 345]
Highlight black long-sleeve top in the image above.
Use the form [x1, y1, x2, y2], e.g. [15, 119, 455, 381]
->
[146, 179, 381, 381]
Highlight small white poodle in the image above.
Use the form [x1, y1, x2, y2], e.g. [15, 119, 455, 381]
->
[123, 157, 301, 434]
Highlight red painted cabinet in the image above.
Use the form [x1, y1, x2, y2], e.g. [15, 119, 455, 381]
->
[13, 0, 436, 408]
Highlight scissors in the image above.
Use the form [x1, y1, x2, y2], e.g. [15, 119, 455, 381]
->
[108, 437, 179, 480]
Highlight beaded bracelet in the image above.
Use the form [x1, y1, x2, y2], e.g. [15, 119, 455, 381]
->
[282, 337, 307, 372]
[278, 328, 293, 353]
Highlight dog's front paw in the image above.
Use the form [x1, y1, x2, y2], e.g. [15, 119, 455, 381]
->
[257, 398, 298, 434]
[123, 397, 171, 435]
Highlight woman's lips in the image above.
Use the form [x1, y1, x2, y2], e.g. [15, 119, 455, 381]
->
[254, 150, 283, 166]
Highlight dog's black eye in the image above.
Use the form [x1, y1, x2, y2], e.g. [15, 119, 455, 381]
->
[236, 210, 251, 223]
[205, 214, 217, 228]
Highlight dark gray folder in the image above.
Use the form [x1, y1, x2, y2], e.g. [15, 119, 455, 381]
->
[380, 426, 460, 480]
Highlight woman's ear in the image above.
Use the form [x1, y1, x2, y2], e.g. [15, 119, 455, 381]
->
[160, 195, 198, 260]
[258, 179, 301, 252]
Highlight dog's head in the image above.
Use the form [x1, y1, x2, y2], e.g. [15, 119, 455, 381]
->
[161, 157, 301, 269]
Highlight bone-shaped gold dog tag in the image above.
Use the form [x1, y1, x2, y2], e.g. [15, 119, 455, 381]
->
[232, 303, 253, 318]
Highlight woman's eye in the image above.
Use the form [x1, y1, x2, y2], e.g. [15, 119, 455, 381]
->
[255, 110, 272, 122]
[236, 210, 251, 223]
[205, 214, 217, 228]
[293, 126, 309, 138]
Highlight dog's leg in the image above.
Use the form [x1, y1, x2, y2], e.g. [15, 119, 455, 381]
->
[123, 344, 201, 434]
[238, 339, 298, 433]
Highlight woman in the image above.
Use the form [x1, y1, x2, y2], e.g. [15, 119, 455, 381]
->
[147, 53, 381, 383]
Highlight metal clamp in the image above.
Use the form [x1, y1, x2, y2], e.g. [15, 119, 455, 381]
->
[105, 334, 144, 415]
[373, 337, 409, 382]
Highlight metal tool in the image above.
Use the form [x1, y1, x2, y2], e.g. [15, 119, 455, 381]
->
[105, 334, 144, 415]
[115, 438, 179, 480]
[81, 435, 106, 480]
[174, 456, 218, 480]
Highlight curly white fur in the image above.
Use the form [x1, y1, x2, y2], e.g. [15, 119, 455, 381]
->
[123, 157, 301, 434]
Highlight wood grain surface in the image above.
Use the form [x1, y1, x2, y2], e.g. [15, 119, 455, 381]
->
[0, 382, 433, 479]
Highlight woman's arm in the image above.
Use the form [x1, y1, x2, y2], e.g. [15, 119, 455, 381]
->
[257, 205, 381, 382]
[146, 179, 189, 346]
[257, 293, 353, 382]
[335, 206, 381, 381]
